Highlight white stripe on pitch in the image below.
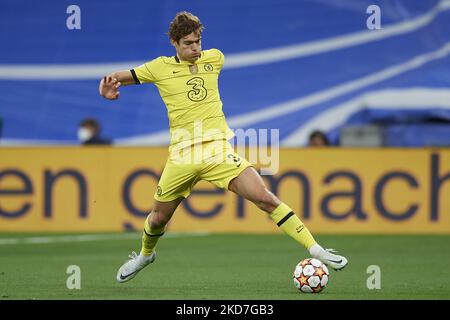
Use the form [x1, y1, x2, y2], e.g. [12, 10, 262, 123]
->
[281, 88, 450, 146]
[115, 42, 450, 146]
[0, 0, 449, 80]
[0, 232, 210, 245]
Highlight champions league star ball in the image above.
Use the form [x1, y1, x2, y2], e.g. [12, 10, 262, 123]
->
[293, 258, 329, 293]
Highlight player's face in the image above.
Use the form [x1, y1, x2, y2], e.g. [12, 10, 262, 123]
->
[309, 136, 327, 147]
[173, 32, 202, 63]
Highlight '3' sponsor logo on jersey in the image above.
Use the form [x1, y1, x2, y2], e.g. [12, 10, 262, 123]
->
[186, 77, 207, 102]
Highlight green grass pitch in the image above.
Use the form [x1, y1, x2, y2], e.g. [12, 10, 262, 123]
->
[0, 233, 449, 300]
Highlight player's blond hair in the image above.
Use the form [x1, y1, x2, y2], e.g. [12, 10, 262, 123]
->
[168, 11, 204, 43]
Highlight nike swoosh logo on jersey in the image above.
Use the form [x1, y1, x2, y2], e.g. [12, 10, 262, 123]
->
[119, 271, 137, 280]
[172, 70, 181, 74]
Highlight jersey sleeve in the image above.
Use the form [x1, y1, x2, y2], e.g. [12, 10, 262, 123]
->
[131, 58, 159, 84]
[214, 49, 225, 71]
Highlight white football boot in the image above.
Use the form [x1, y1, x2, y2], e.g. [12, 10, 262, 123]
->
[312, 248, 348, 271]
[116, 251, 156, 283]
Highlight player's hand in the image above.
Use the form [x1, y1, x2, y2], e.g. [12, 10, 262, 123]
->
[99, 76, 121, 100]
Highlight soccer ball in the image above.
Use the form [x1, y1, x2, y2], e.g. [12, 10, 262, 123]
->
[293, 258, 329, 293]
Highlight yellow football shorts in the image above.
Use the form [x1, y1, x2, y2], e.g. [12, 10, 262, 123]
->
[154, 139, 252, 202]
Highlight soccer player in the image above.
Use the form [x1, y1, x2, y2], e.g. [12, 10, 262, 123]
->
[99, 12, 348, 283]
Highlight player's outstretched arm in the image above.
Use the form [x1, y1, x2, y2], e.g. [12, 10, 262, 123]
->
[99, 70, 135, 100]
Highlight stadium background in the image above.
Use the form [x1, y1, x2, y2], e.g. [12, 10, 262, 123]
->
[0, 0, 449, 234]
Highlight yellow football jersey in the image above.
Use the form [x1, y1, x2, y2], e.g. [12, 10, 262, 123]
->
[131, 49, 234, 154]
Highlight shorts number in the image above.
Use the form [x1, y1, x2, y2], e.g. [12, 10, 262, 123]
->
[227, 154, 242, 167]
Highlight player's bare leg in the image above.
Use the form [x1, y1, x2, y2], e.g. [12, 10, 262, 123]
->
[117, 198, 184, 282]
[228, 166, 281, 212]
[141, 198, 184, 255]
[228, 167, 348, 270]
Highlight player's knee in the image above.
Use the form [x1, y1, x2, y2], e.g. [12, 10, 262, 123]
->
[149, 210, 171, 229]
[254, 189, 279, 213]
